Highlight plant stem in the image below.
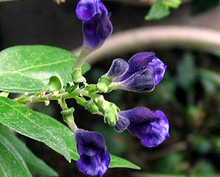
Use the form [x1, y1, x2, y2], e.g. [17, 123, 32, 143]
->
[66, 121, 78, 133]
[74, 96, 87, 106]
[73, 47, 91, 70]
[14, 91, 77, 104]
[13, 85, 98, 105]
[59, 98, 78, 132]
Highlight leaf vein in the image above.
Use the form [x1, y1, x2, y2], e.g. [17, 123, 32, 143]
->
[0, 99, 68, 157]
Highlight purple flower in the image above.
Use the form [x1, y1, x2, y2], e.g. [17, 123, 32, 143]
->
[107, 52, 167, 92]
[76, 0, 113, 50]
[114, 113, 130, 132]
[116, 107, 169, 148]
[75, 129, 110, 177]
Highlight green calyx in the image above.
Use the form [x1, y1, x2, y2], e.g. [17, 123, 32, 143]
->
[71, 68, 86, 83]
[97, 75, 113, 93]
[163, 0, 181, 9]
[65, 82, 78, 93]
[93, 95, 118, 126]
[84, 84, 98, 93]
[103, 102, 119, 126]
[85, 99, 100, 114]
[61, 107, 75, 123]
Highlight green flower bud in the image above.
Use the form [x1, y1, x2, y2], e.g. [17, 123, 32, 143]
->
[85, 99, 100, 114]
[61, 107, 75, 123]
[103, 102, 118, 126]
[72, 68, 86, 83]
[97, 75, 112, 93]
[93, 95, 118, 126]
[65, 82, 78, 93]
[84, 84, 98, 93]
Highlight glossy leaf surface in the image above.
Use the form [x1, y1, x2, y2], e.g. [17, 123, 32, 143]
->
[0, 124, 58, 176]
[0, 45, 90, 93]
[0, 96, 77, 162]
[0, 135, 32, 177]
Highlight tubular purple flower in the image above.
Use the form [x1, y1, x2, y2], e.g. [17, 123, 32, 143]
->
[106, 59, 128, 81]
[76, 0, 113, 50]
[75, 129, 110, 177]
[116, 107, 169, 148]
[106, 52, 167, 93]
[115, 113, 130, 132]
[148, 57, 167, 85]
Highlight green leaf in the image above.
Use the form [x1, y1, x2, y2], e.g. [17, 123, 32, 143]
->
[0, 92, 9, 97]
[154, 152, 184, 174]
[0, 97, 141, 171]
[0, 96, 139, 171]
[0, 45, 90, 93]
[0, 166, 6, 177]
[163, 0, 181, 8]
[145, 0, 170, 21]
[0, 96, 78, 162]
[198, 68, 220, 94]
[191, 160, 217, 175]
[47, 75, 63, 92]
[192, 136, 212, 154]
[110, 155, 140, 170]
[198, 69, 220, 86]
[0, 134, 32, 177]
[36, 112, 79, 161]
[0, 124, 58, 176]
[177, 52, 195, 90]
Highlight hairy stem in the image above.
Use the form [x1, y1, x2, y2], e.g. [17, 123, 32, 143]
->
[73, 47, 91, 70]
[14, 91, 77, 104]
[13, 84, 99, 104]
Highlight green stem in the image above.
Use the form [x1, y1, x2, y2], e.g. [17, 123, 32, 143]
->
[74, 96, 87, 106]
[73, 47, 91, 70]
[66, 121, 78, 133]
[59, 97, 69, 110]
[14, 91, 78, 104]
[59, 98, 78, 132]
[13, 85, 99, 105]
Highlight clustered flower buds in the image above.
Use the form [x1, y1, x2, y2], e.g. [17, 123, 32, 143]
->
[73, 0, 169, 176]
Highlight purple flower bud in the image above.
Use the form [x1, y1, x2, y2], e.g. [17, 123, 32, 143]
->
[76, 0, 113, 50]
[115, 113, 130, 132]
[117, 107, 169, 148]
[106, 59, 128, 81]
[75, 129, 110, 177]
[107, 52, 167, 93]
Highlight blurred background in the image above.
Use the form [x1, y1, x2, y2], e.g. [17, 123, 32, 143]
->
[1, 0, 220, 176]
